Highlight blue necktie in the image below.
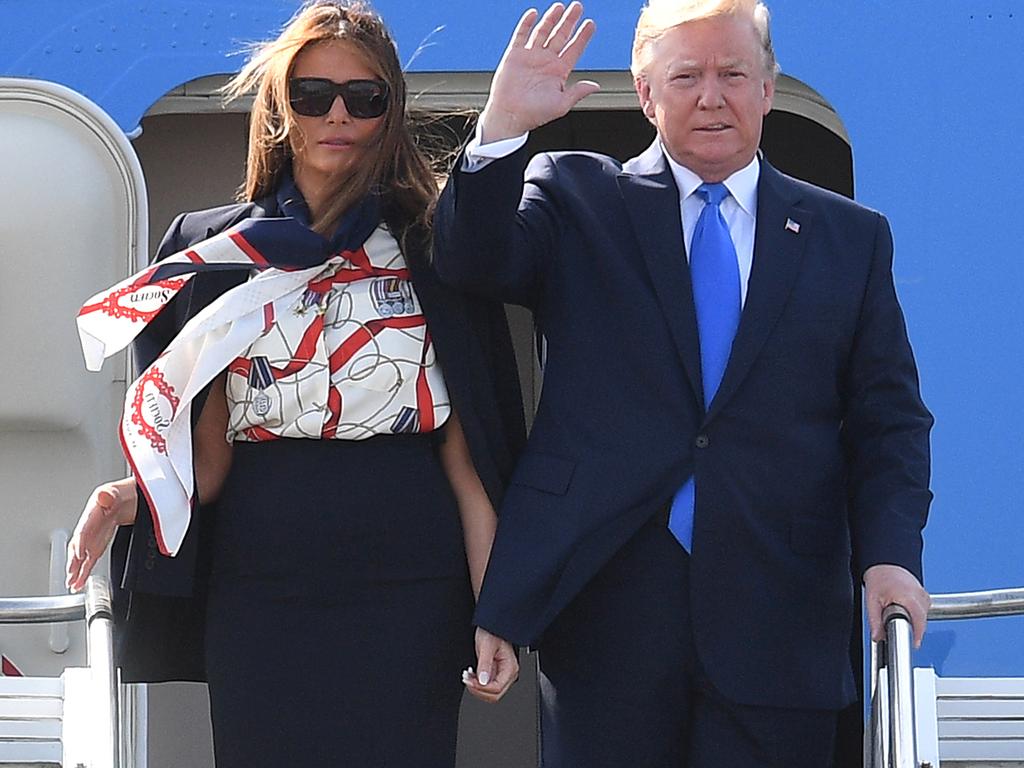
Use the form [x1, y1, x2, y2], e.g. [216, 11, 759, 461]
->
[668, 183, 742, 551]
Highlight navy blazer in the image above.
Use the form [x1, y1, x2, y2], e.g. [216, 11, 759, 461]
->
[111, 196, 526, 682]
[433, 141, 932, 710]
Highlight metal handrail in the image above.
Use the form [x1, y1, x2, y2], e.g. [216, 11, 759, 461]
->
[869, 585, 1024, 768]
[928, 586, 1024, 620]
[0, 591, 86, 623]
[0, 577, 120, 768]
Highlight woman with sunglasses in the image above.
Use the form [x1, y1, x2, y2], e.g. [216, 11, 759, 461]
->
[65, 1, 523, 765]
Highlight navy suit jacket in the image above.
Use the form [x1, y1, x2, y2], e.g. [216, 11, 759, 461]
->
[433, 141, 932, 710]
[110, 196, 525, 682]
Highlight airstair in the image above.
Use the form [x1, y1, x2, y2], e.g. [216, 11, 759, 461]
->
[0, 577, 143, 768]
[868, 587, 1024, 767]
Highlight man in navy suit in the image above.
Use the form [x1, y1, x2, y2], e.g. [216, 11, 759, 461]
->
[435, 1, 933, 764]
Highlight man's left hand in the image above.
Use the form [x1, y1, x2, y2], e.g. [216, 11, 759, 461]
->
[864, 564, 930, 648]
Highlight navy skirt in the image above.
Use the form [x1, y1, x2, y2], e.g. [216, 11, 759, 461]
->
[203, 435, 475, 767]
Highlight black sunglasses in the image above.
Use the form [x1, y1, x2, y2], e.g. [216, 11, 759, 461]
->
[288, 77, 390, 119]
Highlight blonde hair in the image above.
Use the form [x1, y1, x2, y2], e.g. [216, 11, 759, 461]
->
[223, 1, 437, 243]
[631, 0, 779, 79]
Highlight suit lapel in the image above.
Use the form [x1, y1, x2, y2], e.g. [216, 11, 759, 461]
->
[404, 236, 477, 404]
[404, 236, 466, 360]
[705, 161, 813, 422]
[617, 143, 704, 404]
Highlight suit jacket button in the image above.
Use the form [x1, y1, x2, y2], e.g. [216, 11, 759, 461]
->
[695, 434, 710, 449]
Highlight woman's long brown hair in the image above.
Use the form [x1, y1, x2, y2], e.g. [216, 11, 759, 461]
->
[223, 1, 439, 247]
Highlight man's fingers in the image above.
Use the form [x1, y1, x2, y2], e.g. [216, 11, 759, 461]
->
[865, 565, 931, 648]
[867, 597, 884, 642]
[558, 17, 596, 67]
[871, 595, 927, 647]
[878, 598, 926, 648]
[908, 593, 930, 648]
[526, 3, 566, 50]
[546, 1, 585, 51]
[565, 80, 601, 110]
[912, 613, 928, 649]
[510, 8, 540, 49]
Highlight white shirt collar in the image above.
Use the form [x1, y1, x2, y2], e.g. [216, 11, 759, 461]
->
[660, 144, 760, 218]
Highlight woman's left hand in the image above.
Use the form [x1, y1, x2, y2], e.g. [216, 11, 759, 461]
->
[66, 478, 137, 593]
[463, 627, 520, 703]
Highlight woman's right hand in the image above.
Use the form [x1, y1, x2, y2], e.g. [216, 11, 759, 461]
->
[462, 627, 520, 703]
[66, 478, 137, 593]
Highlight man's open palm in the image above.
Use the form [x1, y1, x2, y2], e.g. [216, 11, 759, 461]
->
[480, 2, 600, 142]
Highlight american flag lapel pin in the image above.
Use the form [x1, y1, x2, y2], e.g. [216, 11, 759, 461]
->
[785, 218, 801, 234]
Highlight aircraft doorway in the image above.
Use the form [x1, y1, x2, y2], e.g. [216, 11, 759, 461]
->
[132, 70, 856, 768]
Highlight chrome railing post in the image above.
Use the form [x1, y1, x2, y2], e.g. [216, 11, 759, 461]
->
[866, 636, 888, 768]
[0, 577, 130, 767]
[883, 604, 917, 768]
[120, 680, 148, 768]
[866, 585, 1024, 768]
[86, 575, 120, 768]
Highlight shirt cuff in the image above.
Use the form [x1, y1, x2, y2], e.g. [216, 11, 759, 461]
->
[461, 124, 529, 173]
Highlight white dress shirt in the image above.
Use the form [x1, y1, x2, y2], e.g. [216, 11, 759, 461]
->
[462, 125, 529, 172]
[463, 126, 760, 306]
[665, 149, 759, 307]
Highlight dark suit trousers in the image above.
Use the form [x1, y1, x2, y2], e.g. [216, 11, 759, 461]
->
[537, 514, 839, 768]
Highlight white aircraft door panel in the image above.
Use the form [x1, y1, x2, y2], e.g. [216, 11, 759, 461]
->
[0, 77, 146, 676]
